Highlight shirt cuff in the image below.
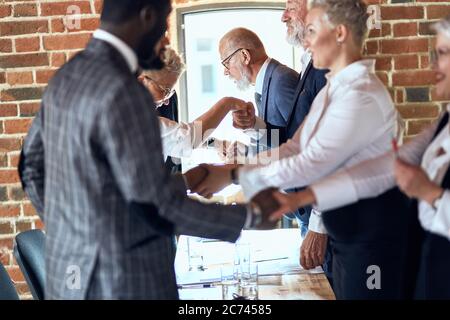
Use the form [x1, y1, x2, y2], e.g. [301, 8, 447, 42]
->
[244, 204, 254, 229]
[430, 190, 450, 241]
[308, 209, 327, 234]
[310, 170, 358, 211]
[253, 116, 267, 130]
[239, 166, 268, 201]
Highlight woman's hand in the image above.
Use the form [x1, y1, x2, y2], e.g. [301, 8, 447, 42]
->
[394, 158, 444, 206]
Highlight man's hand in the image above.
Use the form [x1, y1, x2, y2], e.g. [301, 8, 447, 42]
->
[220, 97, 252, 113]
[300, 231, 328, 270]
[190, 164, 237, 198]
[394, 158, 444, 206]
[232, 103, 256, 129]
[249, 188, 289, 230]
[183, 166, 208, 191]
[270, 189, 317, 221]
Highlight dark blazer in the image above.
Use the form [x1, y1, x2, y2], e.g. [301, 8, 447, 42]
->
[18, 38, 247, 299]
[262, 60, 327, 148]
[157, 93, 182, 173]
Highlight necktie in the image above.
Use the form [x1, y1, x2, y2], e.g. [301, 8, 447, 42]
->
[254, 92, 263, 117]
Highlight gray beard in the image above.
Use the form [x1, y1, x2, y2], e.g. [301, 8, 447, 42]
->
[286, 22, 305, 47]
[235, 67, 251, 91]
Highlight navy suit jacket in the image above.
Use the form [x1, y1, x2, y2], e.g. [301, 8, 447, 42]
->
[261, 60, 327, 148]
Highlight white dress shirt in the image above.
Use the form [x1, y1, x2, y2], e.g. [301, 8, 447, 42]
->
[239, 59, 399, 233]
[311, 105, 450, 241]
[159, 117, 203, 160]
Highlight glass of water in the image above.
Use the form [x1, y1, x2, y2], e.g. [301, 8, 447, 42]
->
[220, 265, 240, 300]
[240, 263, 258, 300]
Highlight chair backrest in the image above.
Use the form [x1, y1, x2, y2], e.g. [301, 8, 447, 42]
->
[14, 229, 45, 300]
[0, 263, 19, 300]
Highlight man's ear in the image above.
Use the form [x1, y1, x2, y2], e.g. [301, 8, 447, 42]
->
[241, 49, 251, 66]
[139, 6, 156, 31]
[335, 24, 349, 44]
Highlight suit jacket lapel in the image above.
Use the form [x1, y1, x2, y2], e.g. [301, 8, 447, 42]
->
[261, 59, 278, 121]
[286, 61, 313, 130]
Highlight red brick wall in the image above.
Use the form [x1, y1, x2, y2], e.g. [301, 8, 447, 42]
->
[1, 0, 449, 298]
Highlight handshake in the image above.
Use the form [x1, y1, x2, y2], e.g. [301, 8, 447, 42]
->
[183, 165, 290, 229]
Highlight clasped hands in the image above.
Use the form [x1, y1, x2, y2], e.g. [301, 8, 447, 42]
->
[183, 164, 289, 229]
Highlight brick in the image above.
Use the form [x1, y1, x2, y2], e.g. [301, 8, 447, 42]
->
[0, 53, 49, 69]
[0, 39, 12, 53]
[381, 39, 428, 54]
[0, 222, 13, 234]
[36, 70, 57, 84]
[94, 0, 103, 14]
[0, 72, 5, 84]
[67, 18, 100, 32]
[0, 105, 18, 117]
[0, 5, 12, 18]
[0, 239, 13, 251]
[40, 1, 92, 16]
[1, 88, 44, 102]
[51, 18, 65, 33]
[408, 119, 434, 135]
[421, 55, 430, 69]
[34, 219, 45, 230]
[382, 23, 391, 37]
[394, 55, 419, 70]
[0, 21, 48, 36]
[16, 221, 32, 233]
[23, 203, 36, 216]
[4, 119, 33, 134]
[392, 70, 436, 86]
[398, 104, 440, 119]
[15, 282, 31, 296]
[9, 187, 26, 201]
[0, 250, 10, 266]
[6, 72, 33, 85]
[0, 154, 6, 167]
[0, 138, 21, 152]
[20, 103, 40, 117]
[15, 37, 40, 52]
[51, 52, 66, 67]
[396, 89, 404, 104]
[393, 23, 418, 37]
[381, 6, 424, 20]
[7, 266, 25, 283]
[405, 87, 430, 102]
[365, 40, 379, 55]
[9, 154, 20, 168]
[0, 205, 20, 218]
[419, 22, 435, 36]
[427, 5, 450, 20]
[0, 186, 7, 201]
[0, 170, 20, 184]
[43, 33, 91, 50]
[13, 3, 38, 17]
[375, 57, 391, 71]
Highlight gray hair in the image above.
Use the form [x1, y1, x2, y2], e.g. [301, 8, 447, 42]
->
[143, 47, 185, 79]
[308, 0, 369, 47]
[431, 15, 450, 40]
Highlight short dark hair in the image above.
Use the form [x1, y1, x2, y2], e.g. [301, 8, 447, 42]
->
[101, 0, 170, 23]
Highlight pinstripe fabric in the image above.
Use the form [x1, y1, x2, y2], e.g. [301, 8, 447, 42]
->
[19, 39, 247, 300]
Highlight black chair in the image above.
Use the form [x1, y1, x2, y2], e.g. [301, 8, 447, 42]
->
[14, 229, 45, 300]
[0, 263, 19, 300]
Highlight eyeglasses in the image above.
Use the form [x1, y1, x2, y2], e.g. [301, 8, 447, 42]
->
[143, 75, 176, 101]
[221, 48, 246, 70]
[430, 47, 450, 65]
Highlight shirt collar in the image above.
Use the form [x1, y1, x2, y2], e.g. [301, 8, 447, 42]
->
[255, 58, 271, 95]
[93, 29, 139, 73]
[326, 59, 375, 93]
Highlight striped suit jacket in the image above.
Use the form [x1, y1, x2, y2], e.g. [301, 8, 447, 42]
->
[19, 38, 247, 299]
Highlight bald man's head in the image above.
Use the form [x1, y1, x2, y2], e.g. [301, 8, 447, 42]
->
[219, 28, 267, 62]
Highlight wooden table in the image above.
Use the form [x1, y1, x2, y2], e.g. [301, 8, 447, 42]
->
[175, 229, 335, 300]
